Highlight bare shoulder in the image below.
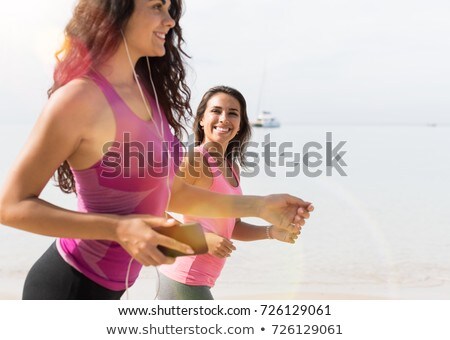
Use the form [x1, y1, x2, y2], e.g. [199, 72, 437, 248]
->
[178, 147, 211, 186]
[42, 77, 107, 128]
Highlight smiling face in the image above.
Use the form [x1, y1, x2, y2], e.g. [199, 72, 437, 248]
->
[200, 92, 242, 151]
[124, 0, 175, 57]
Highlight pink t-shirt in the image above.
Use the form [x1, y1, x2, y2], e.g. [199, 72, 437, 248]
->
[159, 147, 242, 287]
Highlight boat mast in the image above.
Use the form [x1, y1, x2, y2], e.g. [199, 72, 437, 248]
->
[256, 57, 267, 116]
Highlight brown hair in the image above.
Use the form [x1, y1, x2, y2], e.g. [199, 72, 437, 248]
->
[193, 86, 252, 167]
[51, 0, 191, 193]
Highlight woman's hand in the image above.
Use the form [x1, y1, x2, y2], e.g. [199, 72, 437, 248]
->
[269, 225, 301, 244]
[259, 194, 314, 233]
[205, 232, 236, 258]
[116, 215, 194, 266]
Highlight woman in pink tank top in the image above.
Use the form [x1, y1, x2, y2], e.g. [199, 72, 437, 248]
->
[0, 1, 313, 300]
[158, 86, 301, 299]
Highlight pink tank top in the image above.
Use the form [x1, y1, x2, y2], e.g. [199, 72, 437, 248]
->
[158, 146, 242, 287]
[56, 71, 183, 291]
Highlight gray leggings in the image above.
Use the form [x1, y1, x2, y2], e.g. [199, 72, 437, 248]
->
[23, 242, 124, 300]
[157, 273, 214, 300]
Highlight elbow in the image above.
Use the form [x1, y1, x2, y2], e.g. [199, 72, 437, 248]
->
[0, 187, 33, 227]
[0, 193, 13, 226]
[0, 196, 5, 226]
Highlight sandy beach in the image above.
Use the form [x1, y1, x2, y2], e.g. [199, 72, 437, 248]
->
[3, 272, 448, 300]
[0, 275, 402, 300]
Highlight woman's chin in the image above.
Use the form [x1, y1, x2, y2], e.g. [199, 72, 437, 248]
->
[145, 47, 166, 58]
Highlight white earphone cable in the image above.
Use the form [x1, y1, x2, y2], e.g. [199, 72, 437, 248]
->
[121, 30, 172, 300]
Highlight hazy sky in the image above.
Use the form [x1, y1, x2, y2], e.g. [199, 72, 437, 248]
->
[1, 0, 449, 125]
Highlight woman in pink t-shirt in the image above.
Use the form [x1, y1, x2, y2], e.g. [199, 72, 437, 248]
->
[158, 86, 302, 299]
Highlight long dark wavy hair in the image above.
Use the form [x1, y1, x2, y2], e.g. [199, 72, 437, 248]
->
[193, 86, 252, 167]
[51, 0, 192, 193]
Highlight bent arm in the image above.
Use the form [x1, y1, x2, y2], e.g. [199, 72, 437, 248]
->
[0, 82, 119, 241]
[169, 175, 312, 231]
[169, 149, 264, 218]
[0, 81, 196, 265]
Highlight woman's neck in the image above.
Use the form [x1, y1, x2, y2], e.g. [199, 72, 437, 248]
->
[96, 43, 139, 87]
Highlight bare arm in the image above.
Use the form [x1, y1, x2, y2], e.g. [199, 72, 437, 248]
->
[169, 151, 263, 222]
[232, 219, 300, 244]
[0, 81, 193, 265]
[231, 219, 268, 241]
[169, 175, 312, 232]
[0, 81, 111, 238]
[169, 175, 261, 217]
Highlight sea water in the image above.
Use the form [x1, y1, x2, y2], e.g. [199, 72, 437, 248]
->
[0, 123, 449, 299]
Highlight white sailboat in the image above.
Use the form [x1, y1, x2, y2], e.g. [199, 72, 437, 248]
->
[251, 111, 281, 128]
[251, 58, 280, 128]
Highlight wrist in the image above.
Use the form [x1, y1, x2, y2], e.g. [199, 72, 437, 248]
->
[204, 232, 213, 242]
[114, 215, 130, 243]
[255, 196, 265, 219]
